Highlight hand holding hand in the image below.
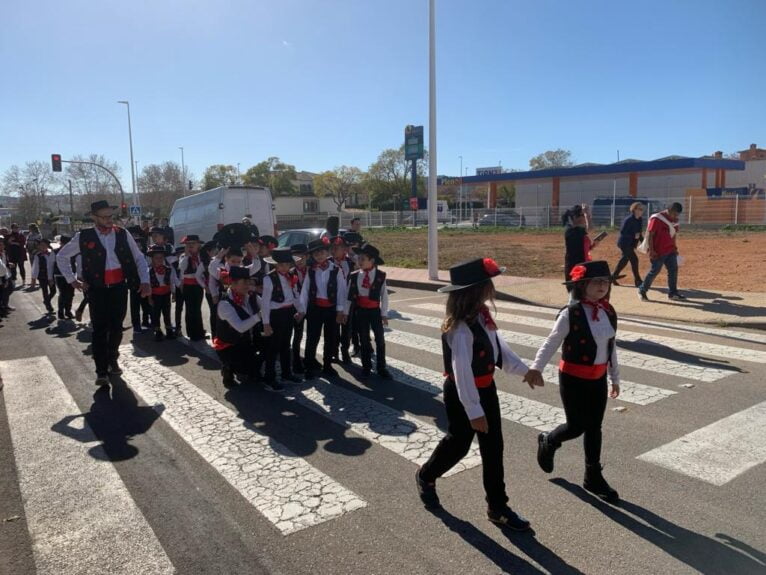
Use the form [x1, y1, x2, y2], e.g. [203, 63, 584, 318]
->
[139, 283, 152, 298]
[263, 324, 273, 337]
[382, 317, 389, 327]
[470, 416, 489, 434]
[523, 369, 544, 389]
[336, 312, 346, 324]
[71, 279, 84, 291]
[294, 312, 305, 323]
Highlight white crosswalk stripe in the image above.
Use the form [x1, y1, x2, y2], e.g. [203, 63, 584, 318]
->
[0, 356, 175, 575]
[392, 310, 735, 383]
[118, 345, 367, 535]
[412, 303, 766, 364]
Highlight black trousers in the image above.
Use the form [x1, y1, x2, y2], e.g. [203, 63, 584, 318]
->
[420, 378, 508, 510]
[217, 338, 257, 379]
[88, 284, 128, 377]
[40, 280, 56, 311]
[356, 307, 386, 370]
[182, 284, 205, 340]
[265, 306, 295, 379]
[174, 287, 184, 331]
[350, 306, 360, 351]
[56, 277, 74, 314]
[206, 292, 217, 338]
[0, 278, 13, 311]
[151, 293, 172, 330]
[11, 259, 25, 282]
[304, 305, 337, 369]
[130, 286, 151, 328]
[292, 315, 305, 367]
[548, 372, 608, 466]
[614, 244, 641, 284]
[76, 293, 89, 315]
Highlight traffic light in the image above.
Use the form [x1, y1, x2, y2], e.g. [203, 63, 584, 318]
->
[121, 203, 127, 217]
[188, 179, 193, 191]
[51, 154, 62, 172]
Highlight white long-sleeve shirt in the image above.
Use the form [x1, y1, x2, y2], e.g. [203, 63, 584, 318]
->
[531, 306, 621, 385]
[261, 272, 300, 325]
[298, 262, 347, 313]
[57, 228, 150, 285]
[208, 256, 261, 296]
[447, 316, 529, 420]
[31, 252, 55, 281]
[217, 295, 261, 333]
[148, 265, 180, 291]
[344, 268, 389, 317]
[177, 253, 207, 289]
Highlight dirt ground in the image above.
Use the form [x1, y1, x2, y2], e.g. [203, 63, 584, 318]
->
[363, 227, 766, 293]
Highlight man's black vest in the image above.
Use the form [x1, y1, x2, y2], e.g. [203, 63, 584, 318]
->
[559, 302, 618, 366]
[36, 253, 50, 282]
[216, 294, 259, 345]
[308, 266, 339, 305]
[149, 266, 173, 288]
[348, 269, 386, 302]
[79, 227, 138, 289]
[442, 320, 503, 386]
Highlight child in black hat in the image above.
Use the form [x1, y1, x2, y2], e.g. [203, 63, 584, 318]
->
[213, 266, 261, 388]
[344, 243, 390, 378]
[330, 235, 355, 364]
[417, 258, 543, 530]
[527, 260, 621, 503]
[53, 235, 76, 319]
[147, 244, 180, 341]
[289, 243, 309, 374]
[296, 237, 347, 378]
[178, 235, 207, 342]
[32, 238, 56, 314]
[261, 247, 304, 391]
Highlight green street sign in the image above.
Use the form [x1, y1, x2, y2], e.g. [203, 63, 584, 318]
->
[404, 125, 424, 161]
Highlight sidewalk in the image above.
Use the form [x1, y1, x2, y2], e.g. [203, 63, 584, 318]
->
[385, 266, 766, 329]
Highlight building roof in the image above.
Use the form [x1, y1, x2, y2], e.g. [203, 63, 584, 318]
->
[455, 156, 746, 185]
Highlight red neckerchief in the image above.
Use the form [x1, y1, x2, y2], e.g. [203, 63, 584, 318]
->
[189, 254, 199, 266]
[279, 270, 298, 288]
[153, 265, 166, 275]
[231, 291, 245, 307]
[479, 306, 497, 331]
[296, 267, 306, 282]
[362, 269, 372, 289]
[314, 260, 330, 271]
[581, 299, 610, 321]
[97, 225, 113, 235]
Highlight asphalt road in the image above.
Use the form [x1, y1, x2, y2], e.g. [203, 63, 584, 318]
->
[1, 285, 765, 575]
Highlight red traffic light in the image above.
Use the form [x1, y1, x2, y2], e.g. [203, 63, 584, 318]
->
[121, 203, 127, 209]
[51, 154, 62, 172]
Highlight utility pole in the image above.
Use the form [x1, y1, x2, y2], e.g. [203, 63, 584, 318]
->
[68, 179, 74, 217]
[427, 0, 438, 280]
[179, 147, 186, 196]
[117, 100, 138, 207]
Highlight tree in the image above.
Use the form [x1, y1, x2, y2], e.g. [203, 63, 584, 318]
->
[364, 145, 428, 209]
[498, 184, 516, 207]
[202, 164, 239, 190]
[138, 162, 187, 217]
[529, 149, 574, 171]
[242, 157, 297, 196]
[65, 154, 123, 208]
[2, 161, 62, 223]
[313, 166, 363, 212]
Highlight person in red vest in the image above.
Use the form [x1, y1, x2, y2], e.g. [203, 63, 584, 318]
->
[57, 200, 150, 387]
[416, 258, 543, 530]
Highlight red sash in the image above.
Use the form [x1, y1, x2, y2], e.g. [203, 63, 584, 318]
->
[183, 277, 198, 286]
[104, 268, 124, 285]
[559, 360, 608, 380]
[315, 297, 333, 308]
[356, 296, 380, 309]
[151, 285, 171, 296]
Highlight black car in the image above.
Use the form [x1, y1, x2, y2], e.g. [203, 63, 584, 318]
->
[478, 211, 523, 227]
[277, 228, 349, 247]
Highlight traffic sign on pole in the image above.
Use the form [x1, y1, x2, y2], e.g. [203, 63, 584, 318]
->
[129, 205, 141, 217]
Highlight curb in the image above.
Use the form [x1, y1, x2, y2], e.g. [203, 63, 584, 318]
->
[386, 278, 766, 330]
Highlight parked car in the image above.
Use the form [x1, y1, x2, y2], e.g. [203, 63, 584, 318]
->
[590, 196, 656, 226]
[277, 228, 323, 247]
[478, 211, 523, 227]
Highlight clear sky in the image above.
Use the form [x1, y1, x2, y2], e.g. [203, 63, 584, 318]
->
[2, 0, 764, 189]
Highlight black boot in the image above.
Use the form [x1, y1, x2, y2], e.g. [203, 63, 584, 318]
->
[222, 366, 235, 389]
[537, 432, 558, 473]
[584, 464, 619, 503]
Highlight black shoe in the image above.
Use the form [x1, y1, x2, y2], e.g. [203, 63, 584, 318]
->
[322, 365, 339, 377]
[154, 330, 165, 341]
[46, 307, 55, 315]
[415, 468, 441, 510]
[142, 318, 151, 328]
[668, 293, 687, 301]
[283, 373, 303, 384]
[487, 506, 531, 531]
[293, 362, 305, 374]
[638, 290, 649, 302]
[95, 376, 110, 387]
[377, 367, 393, 379]
[634, 279, 642, 288]
[65, 311, 75, 319]
[341, 351, 352, 365]
[222, 367, 235, 389]
[264, 379, 286, 393]
[304, 370, 317, 380]
[108, 361, 123, 375]
[57, 311, 65, 320]
[584, 464, 620, 503]
[537, 432, 557, 473]
[165, 328, 176, 340]
[361, 367, 372, 378]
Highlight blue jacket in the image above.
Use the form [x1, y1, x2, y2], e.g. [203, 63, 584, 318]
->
[617, 215, 643, 248]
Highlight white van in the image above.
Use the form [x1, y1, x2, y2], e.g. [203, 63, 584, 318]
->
[169, 185, 275, 243]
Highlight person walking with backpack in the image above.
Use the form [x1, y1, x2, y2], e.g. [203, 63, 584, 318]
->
[637, 202, 685, 302]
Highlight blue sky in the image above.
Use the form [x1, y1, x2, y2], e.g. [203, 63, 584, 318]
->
[1, 0, 764, 189]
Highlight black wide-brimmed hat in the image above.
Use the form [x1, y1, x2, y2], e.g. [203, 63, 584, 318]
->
[180, 234, 201, 244]
[290, 243, 308, 255]
[147, 244, 167, 257]
[127, 225, 144, 237]
[265, 247, 301, 265]
[352, 242, 384, 266]
[437, 258, 506, 293]
[342, 231, 363, 245]
[150, 226, 166, 236]
[228, 266, 251, 281]
[563, 260, 612, 285]
[88, 200, 117, 214]
[258, 235, 278, 249]
[215, 223, 251, 250]
[307, 237, 332, 253]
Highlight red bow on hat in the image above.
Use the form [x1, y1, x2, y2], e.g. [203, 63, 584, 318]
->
[321, 236, 330, 245]
[220, 269, 231, 285]
[570, 265, 587, 282]
[483, 258, 500, 276]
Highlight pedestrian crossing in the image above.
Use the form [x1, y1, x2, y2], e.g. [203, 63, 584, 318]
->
[1, 292, 763, 575]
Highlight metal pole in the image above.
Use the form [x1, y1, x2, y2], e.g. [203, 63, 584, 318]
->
[179, 146, 186, 196]
[117, 101, 137, 207]
[735, 194, 739, 225]
[459, 155, 463, 223]
[611, 179, 616, 227]
[68, 179, 74, 217]
[427, 0, 438, 280]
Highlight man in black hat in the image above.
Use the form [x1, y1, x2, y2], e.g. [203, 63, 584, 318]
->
[57, 200, 151, 387]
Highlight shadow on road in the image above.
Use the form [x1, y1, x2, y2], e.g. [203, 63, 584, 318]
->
[551, 478, 766, 575]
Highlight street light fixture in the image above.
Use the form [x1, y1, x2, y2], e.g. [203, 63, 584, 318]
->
[117, 100, 138, 207]
[179, 147, 186, 196]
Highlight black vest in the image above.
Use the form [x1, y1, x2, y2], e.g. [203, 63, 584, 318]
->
[149, 266, 172, 288]
[442, 321, 503, 386]
[36, 253, 50, 282]
[348, 269, 386, 302]
[559, 302, 618, 366]
[266, 270, 287, 303]
[308, 266, 339, 305]
[184, 255, 198, 274]
[216, 294, 260, 345]
[79, 227, 139, 289]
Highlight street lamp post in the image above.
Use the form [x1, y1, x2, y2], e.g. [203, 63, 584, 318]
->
[459, 155, 463, 222]
[179, 147, 186, 196]
[117, 101, 138, 207]
[427, 0, 438, 280]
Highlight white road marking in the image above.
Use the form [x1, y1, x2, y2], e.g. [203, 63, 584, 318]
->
[394, 311, 734, 383]
[637, 401, 766, 485]
[0, 356, 175, 575]
[388, 316, 677, 404]
[412, 303, 766, 365]
[493, 301, 766, 345]
[118, 346, 367, 535]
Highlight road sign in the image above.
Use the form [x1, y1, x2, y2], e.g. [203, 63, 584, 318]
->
[476, 166, 503, 176]
[409, 197, 419, 210]
[129, 205, 141, 217]
[404, 125, 424, 161]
